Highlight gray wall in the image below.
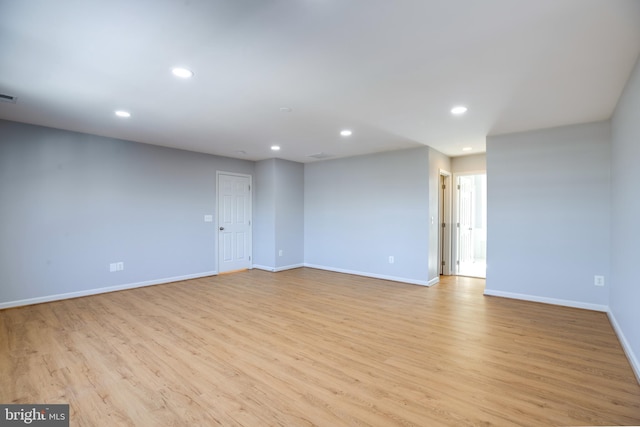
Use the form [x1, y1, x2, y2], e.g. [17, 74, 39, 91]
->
[451, 153, 486, 173]
[254, 158, 304, 270]
[304, 148, 431, 285]
[0, 119, 439, 306]
[0, 120, 254, 306]
[486, 121, 611, 309]
[610, 56, 640, 378]
[274, 159, 304, 269]
[428, 148, 451, 282]
[254, 159, 277, 268]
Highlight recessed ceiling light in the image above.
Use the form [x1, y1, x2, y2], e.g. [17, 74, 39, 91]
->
[462, 147, 473, 152]
[279, 107, 292, 113]
[451, 106, 468, 115]
[271, 145, 281, 151]
[340, 129, 352, 137]
[172, 67, 194, 78]
[115, 110, 131, 118]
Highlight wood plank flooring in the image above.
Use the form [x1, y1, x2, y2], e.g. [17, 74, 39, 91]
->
[1, 268, 639, 426]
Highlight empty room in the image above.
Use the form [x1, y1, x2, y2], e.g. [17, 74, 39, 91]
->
[1, 1, 640, 425]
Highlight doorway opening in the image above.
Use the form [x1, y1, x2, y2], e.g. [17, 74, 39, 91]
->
[454, 173, 486, 278]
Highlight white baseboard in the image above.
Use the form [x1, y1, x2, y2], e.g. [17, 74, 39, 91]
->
[483, 289, 609, 312]
[275, 263, 304, 272]
[304, 263, 432, 287]
[607, 310, 640, 385]
[252, 264, 275, 272]
[253, 263, 317, 273]
[0, 271, 218, 310]
[428, 276, 440, 286]
[252, 264, 304, 272]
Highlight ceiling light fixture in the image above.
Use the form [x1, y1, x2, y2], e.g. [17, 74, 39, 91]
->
[462, 147, 473, 152]
[279, 107, 292, 113]
[271, 145, 281, 151]
[451, 106, 468, 115]
[115, 110, 131, 118]
[172, 67, 194, 78]
[340, 129, 352, 137]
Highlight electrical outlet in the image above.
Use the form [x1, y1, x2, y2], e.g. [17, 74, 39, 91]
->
[594, 275, 605, 287]
[116, 262, 124, 271]
[109, 263, 117, 272]
[278, 250, 283, 257]
[204, 214, 213, 222]
[388, 256, 394, 264]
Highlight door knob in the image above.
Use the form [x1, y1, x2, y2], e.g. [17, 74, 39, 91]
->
[219, 227, 225, 231]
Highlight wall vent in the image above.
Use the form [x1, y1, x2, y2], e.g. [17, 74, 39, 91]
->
[308, 152, 333, 159]
[0, 93, 17, 104]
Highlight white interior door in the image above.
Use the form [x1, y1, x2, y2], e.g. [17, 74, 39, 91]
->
[456, 173, 487, 278]
[218, 173, 252, 273]
[459, 176, 474, 267]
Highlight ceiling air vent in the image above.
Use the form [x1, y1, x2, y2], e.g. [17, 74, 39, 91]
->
[0, 93, 17, 104]
[308, 152, 334, 160]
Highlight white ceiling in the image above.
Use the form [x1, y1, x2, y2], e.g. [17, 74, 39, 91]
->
[1, 0, 639, 163]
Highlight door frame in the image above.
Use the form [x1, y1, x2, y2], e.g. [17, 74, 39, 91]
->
[452, 170, 486, 276]
[216, 171, 253, 273]
[438, 169, 452, 276]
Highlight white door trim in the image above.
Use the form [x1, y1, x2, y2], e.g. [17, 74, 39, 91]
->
[439, 169, 452, 276]
[216, 171, 253, 273]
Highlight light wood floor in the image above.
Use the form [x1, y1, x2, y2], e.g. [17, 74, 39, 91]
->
[1, 268, 639, 426]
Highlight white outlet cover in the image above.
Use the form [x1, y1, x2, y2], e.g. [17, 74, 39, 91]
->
[204, 215, 213, 222]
